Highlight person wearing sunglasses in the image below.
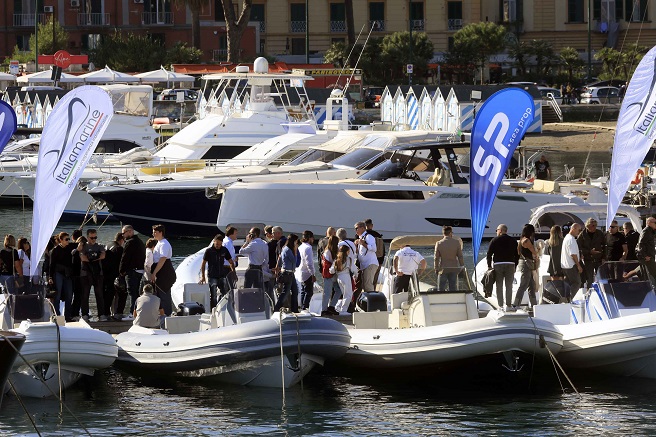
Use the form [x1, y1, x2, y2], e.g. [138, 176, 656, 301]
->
[605, 220, 628, 262]
[48, 232, 74, 319]
[79, 229, 107, 322]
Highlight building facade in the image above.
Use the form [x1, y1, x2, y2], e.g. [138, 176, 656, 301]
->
[2, 1, 655, 68]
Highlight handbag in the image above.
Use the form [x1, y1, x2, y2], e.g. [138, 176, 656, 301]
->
[321, 255, 334, 279]
[523, 256, 538, 271]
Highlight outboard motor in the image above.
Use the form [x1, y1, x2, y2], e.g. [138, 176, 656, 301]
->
[177, 301, 205, 316]
[356, 291, 387, 312]
[542, 280, 570, 304]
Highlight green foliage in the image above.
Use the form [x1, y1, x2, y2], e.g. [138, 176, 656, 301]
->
[453, 22, 507, 74]
[507, 39, 530, 77]
[323, 42, 349, 68]
[594, 44, 648, 81]
[559, 47, 584, 83]
[379, 32, 433, 83]
[10, 17, 69, 64]
[163, 41, 203, 65]
[529, 39, 555, 77]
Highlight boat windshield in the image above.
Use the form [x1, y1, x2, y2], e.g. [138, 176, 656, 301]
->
[329, 148, 383, 169]
[596, 261, 656, 310]
[358, 152, 435, 181]
[286, 148, 344, 166]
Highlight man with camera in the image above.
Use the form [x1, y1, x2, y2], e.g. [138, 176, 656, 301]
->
[80, 229, 107, 321]
[239, 227, 269, 289]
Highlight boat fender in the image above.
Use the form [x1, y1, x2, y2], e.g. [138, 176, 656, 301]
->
[632, 169, 644, 184]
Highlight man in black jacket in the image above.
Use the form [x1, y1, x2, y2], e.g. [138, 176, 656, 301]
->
[119, 225, 146, 314]
[637, 217, 656, 286]
[623, 222, 640, 261]
[486, 224, 519, 310]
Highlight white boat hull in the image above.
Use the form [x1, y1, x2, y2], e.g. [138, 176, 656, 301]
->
[9, 321, 118, 398]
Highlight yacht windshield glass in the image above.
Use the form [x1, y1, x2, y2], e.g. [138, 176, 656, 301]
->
[287, 149, 344, 166]
[112, 90, 150, 117]
[359, 152, 435, 181]
[330, 148, 381, 168]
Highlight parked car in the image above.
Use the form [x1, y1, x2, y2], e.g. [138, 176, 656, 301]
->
[537, 86, 563, 104]
[579, 86, 621, 104]
[156, 88, 199, 101]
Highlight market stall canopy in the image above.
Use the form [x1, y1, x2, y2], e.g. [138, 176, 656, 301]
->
[16, 69, 84, 83]
[135, 67, 195, 84]
[79, 66, 140, 83]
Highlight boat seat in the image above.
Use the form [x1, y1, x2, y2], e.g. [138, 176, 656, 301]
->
[183, 284, 211, 314]
[391, 292, 408, 310]
[353, 311, 389, 329]
[165, 315, 201, 334]
[234, 288, 268, 324]
[534, 304, 572, 325]
[412, 292, 477, 326]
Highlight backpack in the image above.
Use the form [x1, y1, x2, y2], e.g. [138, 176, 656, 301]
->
[374, 236, 385, 259]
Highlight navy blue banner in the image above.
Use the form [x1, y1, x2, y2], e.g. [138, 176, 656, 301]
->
[0, 101, 17, 154]
[470, 88, 534, 263]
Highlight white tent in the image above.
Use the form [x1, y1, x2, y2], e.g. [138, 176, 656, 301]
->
[0, 72, 17, 81]
[79, 66, 140, 83]
[135, 67, 195, 84]
[16, 69, 84, 83]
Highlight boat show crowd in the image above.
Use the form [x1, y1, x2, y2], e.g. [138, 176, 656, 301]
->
[2, 210, 655, 326]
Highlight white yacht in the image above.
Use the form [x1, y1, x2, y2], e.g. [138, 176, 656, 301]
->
[216, 142, 586, 240]
[86, 130, 455, 236]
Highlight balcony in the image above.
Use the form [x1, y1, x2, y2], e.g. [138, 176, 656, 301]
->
[448, 18, 463, 31]
[370, 20, 385, 31]
[13, 13, 48, 27]
[330, 20, 346, 32]
[257, 20, 265, 33]
[290, 20, 306, 33]
[141, 12, 173, 25]
[411, 19, 425, 31]
[212, 49, 242, 62]
[77, 13, 110, 26]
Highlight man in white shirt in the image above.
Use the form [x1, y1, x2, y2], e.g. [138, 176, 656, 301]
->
[561, 223, 583, 297]
[393, 245, 426, 294]
[354, 221, 379, 292]
[223, 226, 238, 288]
[298, 230, 315, 310]
[239, 227, 269, 289]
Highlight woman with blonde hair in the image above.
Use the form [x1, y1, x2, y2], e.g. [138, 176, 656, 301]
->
[331, 244, 358, 315]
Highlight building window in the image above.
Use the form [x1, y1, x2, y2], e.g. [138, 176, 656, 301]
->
[143, 0, 172, 24]
[214, 0, 225, 21]
[290, 3, 306, 33]
[330, 2, 346, 32]
[410, 1, 425, 30]
[16, 34, 30, 51]
[626, 0, 648, 21]
[250, 3, 265, 32]
[369, 2, 384, 31]
[501, 0, 523, 22]
[291, 38, 306, 55]
[447, 1, 462, 30]
[568, 0, 584, 22]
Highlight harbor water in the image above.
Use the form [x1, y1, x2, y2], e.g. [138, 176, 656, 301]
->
[6, 150, 656, 435]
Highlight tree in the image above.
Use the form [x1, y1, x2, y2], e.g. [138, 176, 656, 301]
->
[174, 0, 210, 50]
[507, 39, 530, 77]
[380, 31, 433, 83]
[323, 38, 386, 84]
[220, 0, 253, 63]
[10, 17, 69, 64]
[528, 39, 555, 77]
[595, 47, 625, 80]
[441, 46, 477, 84]
[559, 47, 584, 83]
[453, 22, 506, 84]
[164, 41, 204, 65]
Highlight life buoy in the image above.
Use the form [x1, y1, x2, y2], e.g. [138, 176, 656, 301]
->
[632, 169, 645, 185]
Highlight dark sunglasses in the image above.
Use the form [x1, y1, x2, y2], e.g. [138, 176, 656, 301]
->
[89, 236, 98, 240]
[609, 226, 618, 228]
[63, 238, 70, 241]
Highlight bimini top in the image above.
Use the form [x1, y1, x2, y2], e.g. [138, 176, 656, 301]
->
[529, 203, 642, 230]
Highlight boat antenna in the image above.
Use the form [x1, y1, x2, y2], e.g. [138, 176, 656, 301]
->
[342, 21, 378, 96]
[331, 23, 368, 91]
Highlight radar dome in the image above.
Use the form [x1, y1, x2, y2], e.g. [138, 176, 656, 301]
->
[253, 57, 269, 73]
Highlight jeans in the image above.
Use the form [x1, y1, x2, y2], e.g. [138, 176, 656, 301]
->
[493, 263, 516, 307]
[300, 277, 314, 310]
[274, 272, 298, 312]
[54, 272, 73, 318]
[513, 259, 537, 307]
[126, 270, 143, 314]
[563, 266, 582, 297]
[582, 258, 600, 289]
[244, 267, 263, 289]
[321, 276, 341, 310]
[208, 276, 230, 308]
[438, 271, 458, 291]
[81, 274, 105, 317]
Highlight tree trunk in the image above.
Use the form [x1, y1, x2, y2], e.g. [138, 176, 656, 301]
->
[345, 0, 355, 46]
[223, 0, 253, 63]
